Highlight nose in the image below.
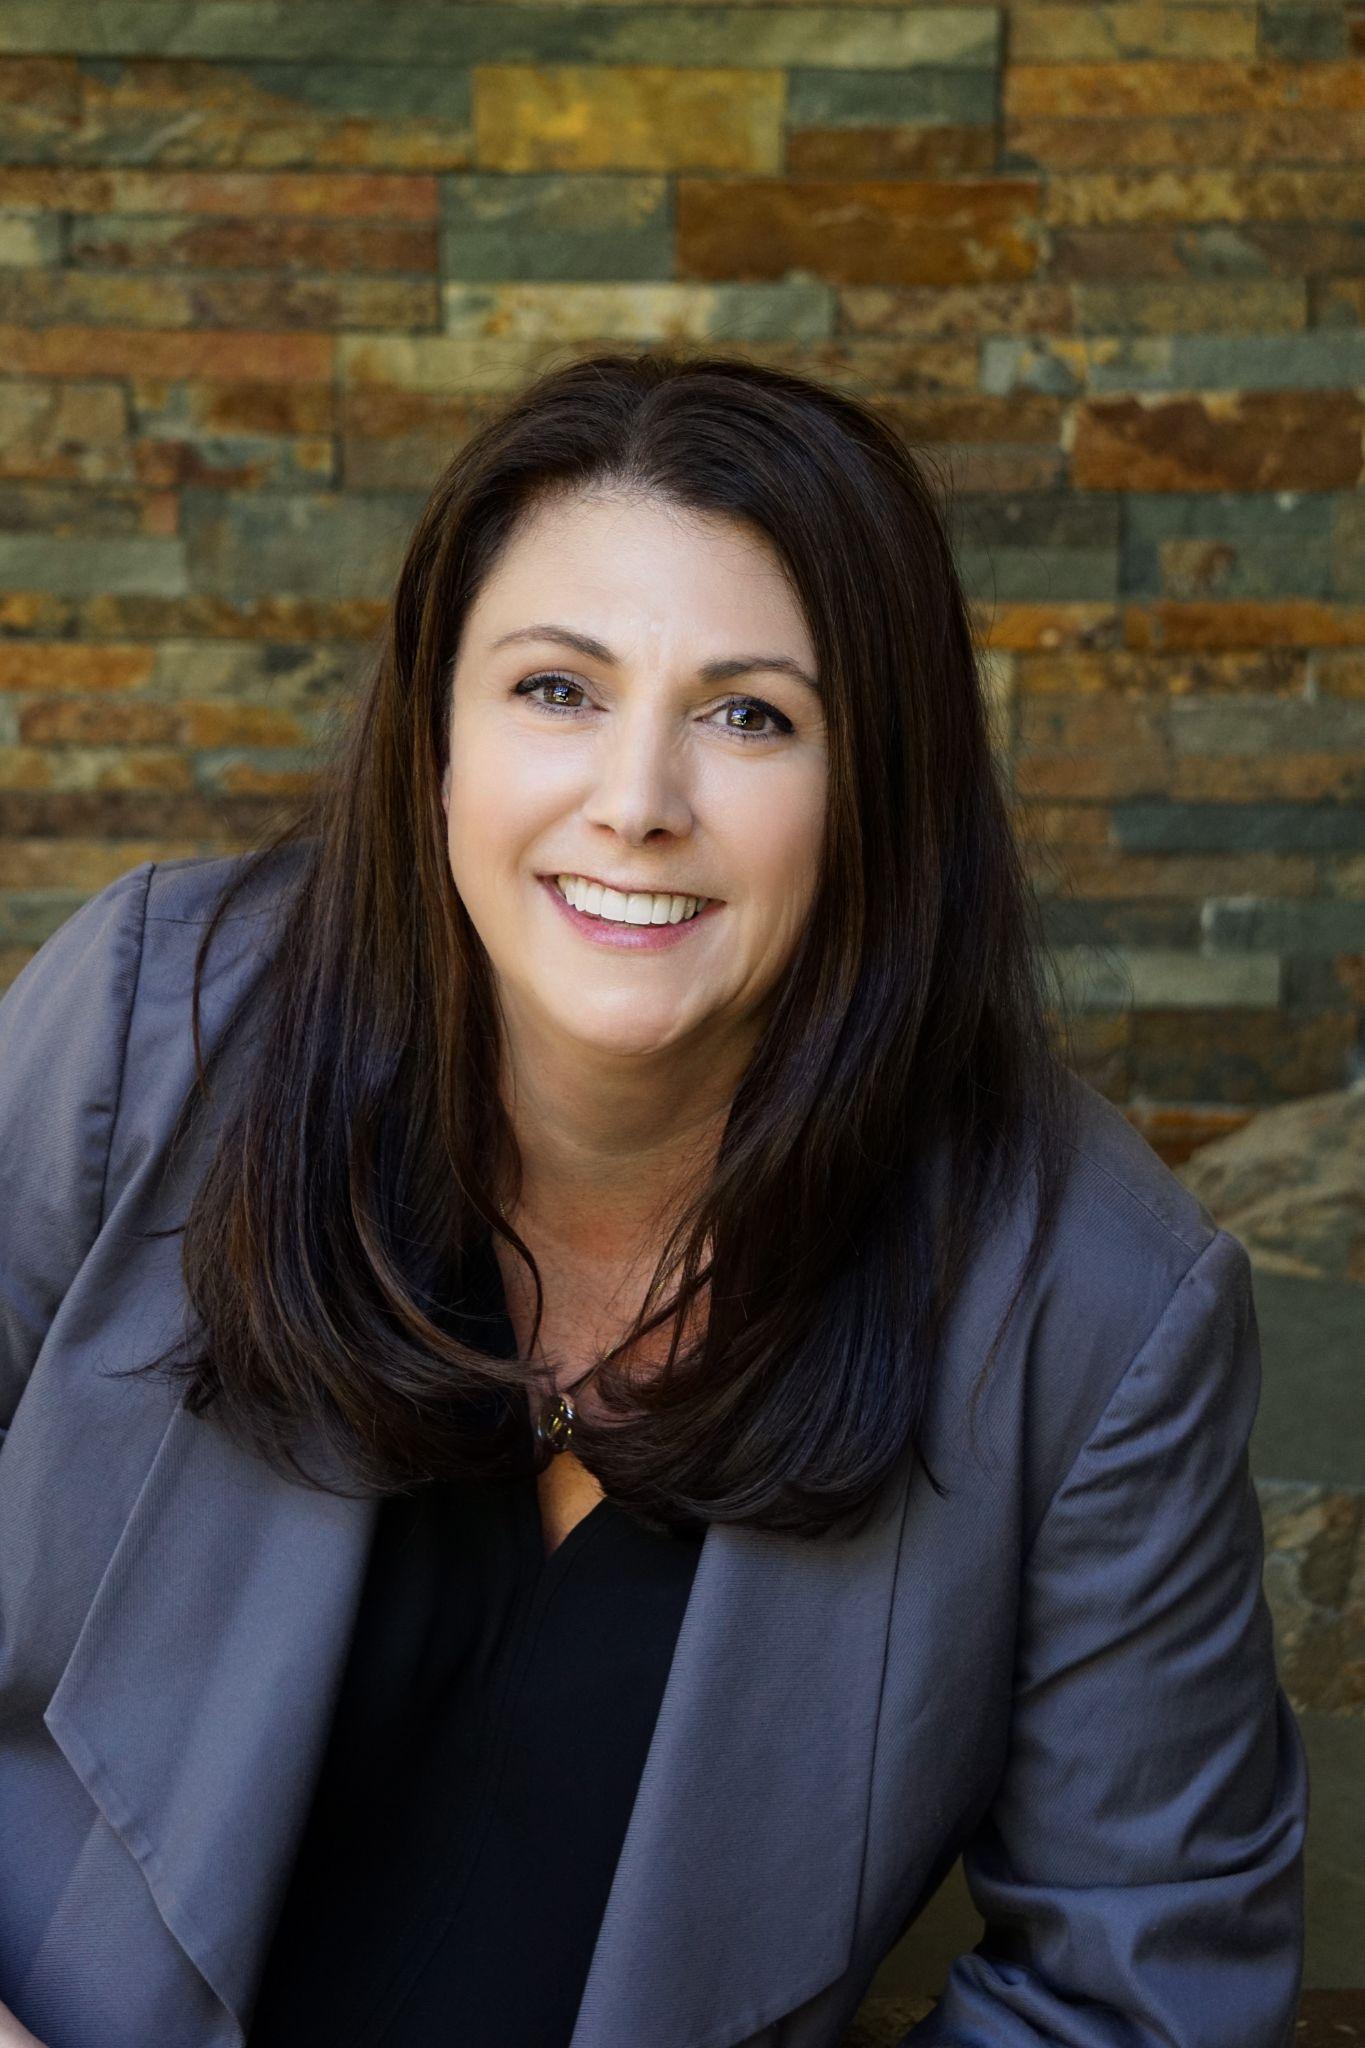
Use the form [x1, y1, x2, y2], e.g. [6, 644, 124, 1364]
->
[578, 701, 695, 846]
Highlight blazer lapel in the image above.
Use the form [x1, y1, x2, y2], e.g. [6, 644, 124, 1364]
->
[568, 1459, 911, 2048]
[43, 1391, 910, 2048]
[43, 1393, 381, 2036]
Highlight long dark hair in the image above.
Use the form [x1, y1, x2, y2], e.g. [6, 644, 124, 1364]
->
[121, 346, 1082, 1541]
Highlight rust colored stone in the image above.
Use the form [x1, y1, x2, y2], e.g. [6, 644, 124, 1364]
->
[1073, 392, 1365, 494]
[1128, 602, 1365, 652]
[788, 127, 996, 179]
[677, 177, 1042, 287]
[0, 166, 438, 219]
[18, 698, 179, 743]
[1006, 59, 1365, 120]
[1007, 110, 1365, 171]
[0, 644, 153, 693]
[0, 326, 332, 380]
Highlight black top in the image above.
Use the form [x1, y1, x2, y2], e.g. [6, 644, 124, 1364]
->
[246, 1256, 706, 2048]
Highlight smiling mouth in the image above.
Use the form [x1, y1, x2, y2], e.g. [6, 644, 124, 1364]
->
[545, 873, 716, 927]
[540, 868, 720, 901]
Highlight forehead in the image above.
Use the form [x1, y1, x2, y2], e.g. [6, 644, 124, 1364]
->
[467, 493, 817, 674]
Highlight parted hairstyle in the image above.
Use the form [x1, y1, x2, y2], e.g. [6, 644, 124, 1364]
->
[122, 346, 1083, 1541]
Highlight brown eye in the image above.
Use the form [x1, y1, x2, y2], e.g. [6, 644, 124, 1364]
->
[714, 697, 793, 742]
[514, 672, 586, 714]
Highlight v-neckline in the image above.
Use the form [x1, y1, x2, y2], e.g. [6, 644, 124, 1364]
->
[522, 1474, 615, 1579]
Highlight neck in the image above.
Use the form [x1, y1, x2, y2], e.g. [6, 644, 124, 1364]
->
[496, 1019, 753, 1272]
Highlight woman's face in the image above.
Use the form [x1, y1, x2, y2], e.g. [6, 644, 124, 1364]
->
[442, 488, 827, 1067]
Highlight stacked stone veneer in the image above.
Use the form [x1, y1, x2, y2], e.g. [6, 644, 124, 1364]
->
[0, 2, 1363, 1116]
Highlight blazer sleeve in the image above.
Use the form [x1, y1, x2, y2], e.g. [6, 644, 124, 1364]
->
[901, 1223, 1309, 2048]
[0, 860, 153, 1445]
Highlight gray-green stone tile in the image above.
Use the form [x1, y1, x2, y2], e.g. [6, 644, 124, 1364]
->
[956, 494, 1122, 548]
[1055, 945, 1281, 1011]
[0, 535, 188, 599]
[1041, 901, 1203, 952]
[241, 62, 472, 119]
[1113, 803, 1365, 857]
[1171, 696, 1365, 756]
[1204, 899, 1365, 954]
[0, 4, 1001, 68]
[787, 68, 998, 130]
[441, 174, 672, 284]
[1260, 6, 1349, 58]
[957, 546, 1119, 603]
[1298, 1709, 1365, 1989]
[180, 488, 426, 602]
[1250, 1280, 1365, 1488]
[982, 333, 1365, 397]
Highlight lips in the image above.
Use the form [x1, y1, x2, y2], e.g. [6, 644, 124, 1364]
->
[537, 873, 721, 948]
[542, 871, 715, 904]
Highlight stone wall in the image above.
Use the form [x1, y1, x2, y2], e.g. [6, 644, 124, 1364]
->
[1, 1, 1363, 1115]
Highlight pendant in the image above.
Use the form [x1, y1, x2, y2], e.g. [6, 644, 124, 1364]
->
[534, 1391, 576, 1455]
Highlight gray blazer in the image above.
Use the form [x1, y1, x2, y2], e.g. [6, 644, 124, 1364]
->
[0, 848, 1309, 2048]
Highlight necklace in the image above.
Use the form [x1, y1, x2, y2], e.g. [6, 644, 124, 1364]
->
[533, 1390, 577, 1455]
[531, 1357, 602, 1457]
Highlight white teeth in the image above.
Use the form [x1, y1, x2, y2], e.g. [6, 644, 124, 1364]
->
[555, 875, 705, 925]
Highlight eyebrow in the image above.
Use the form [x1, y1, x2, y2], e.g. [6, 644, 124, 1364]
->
[488, 623, 821, 697]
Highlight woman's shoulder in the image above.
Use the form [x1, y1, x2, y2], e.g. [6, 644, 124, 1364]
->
[948, 1064, 1248, 1522]
[142, 836, 317, 929]
[1049, 1063, 1219, 1267]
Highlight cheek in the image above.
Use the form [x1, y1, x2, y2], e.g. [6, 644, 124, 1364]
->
[447, 725, 518, 836]
[747, 778, 824, 902]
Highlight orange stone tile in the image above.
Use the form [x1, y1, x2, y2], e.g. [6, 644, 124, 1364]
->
[677, 177, 1042, 287]
[180, 701, 311, 746]
[1006, 59, 1365, 120]
[1016, 648, 1308, 697]
[19, 698, 179, 744]
[787, 126, 997, 178]
[0, 326, 333, 380]
[1126, 601, 1365, 651]
[0, 839, 170, 890]
[0, 644, 154, 693]
[0, 167, 438, 220]
[978, 603, 1125, 652]
[1172, 752, 1365, 799]
[1006, 110, 1365, 172]
[1072, 393, 1365, 493]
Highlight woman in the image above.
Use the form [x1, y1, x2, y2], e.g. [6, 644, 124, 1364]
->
[0, 350, 1307, 2048]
